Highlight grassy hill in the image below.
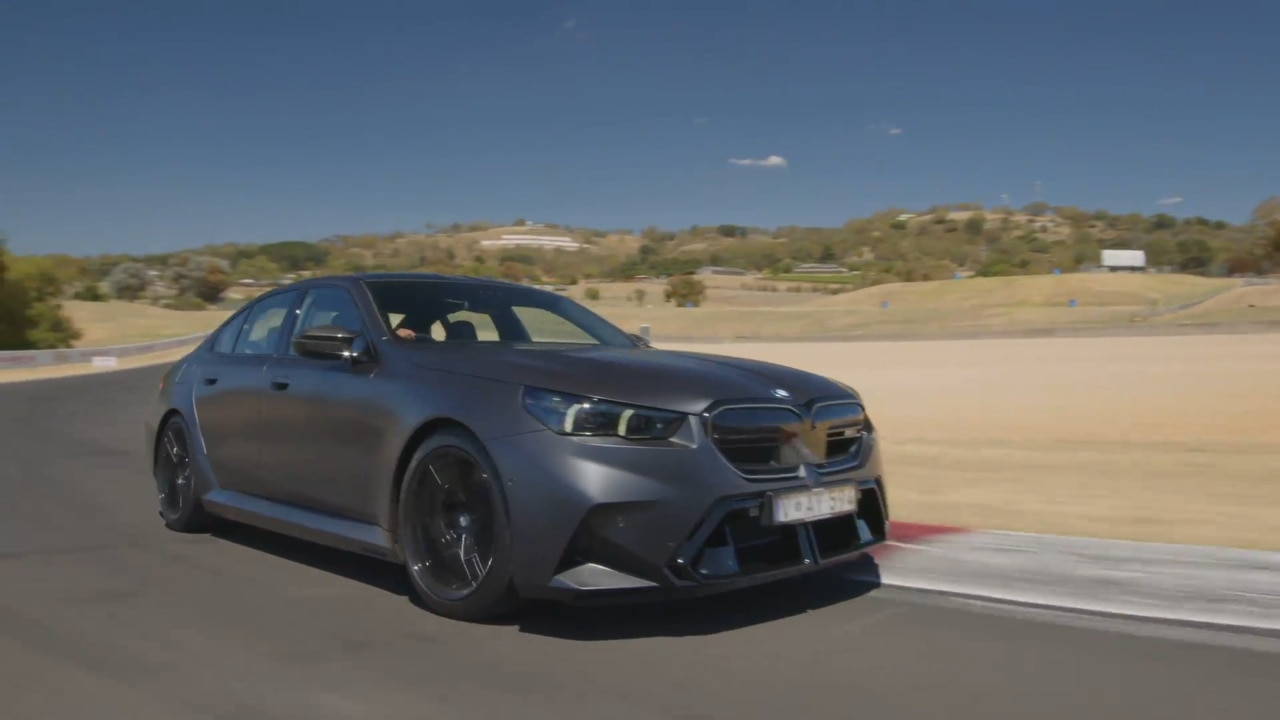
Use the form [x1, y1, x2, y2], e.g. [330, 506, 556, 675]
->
[9, 196, 1276, 351]
[24, 196, 1280, 298]
[61, 300, 231, 347]
[56, 272, 1278, 348]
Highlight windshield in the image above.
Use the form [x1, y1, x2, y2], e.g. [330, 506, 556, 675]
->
[362, 278, 638, 347]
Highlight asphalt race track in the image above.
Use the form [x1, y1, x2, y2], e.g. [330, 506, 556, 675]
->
[1, 367, 1277, 720]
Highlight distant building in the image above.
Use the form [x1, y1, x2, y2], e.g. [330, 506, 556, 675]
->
[790, 263, 849, 274]
[695, 266, 748, 276]
[480, 234, 583, 251]
[1100, 249, 1147, 271]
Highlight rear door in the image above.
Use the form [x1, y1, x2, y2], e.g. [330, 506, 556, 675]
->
[191, 289, 301, 498]
[259, 284, 389, 520]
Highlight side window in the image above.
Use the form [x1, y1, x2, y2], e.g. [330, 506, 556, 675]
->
[233, 290, 299, 356]
[513, 306, 596, 343]
[289, 287, 363, 356]
[428, 310, 500, 341]
[212, 310, 249, 354]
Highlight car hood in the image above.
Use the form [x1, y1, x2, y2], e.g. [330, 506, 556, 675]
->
[404, 343, 855, 414]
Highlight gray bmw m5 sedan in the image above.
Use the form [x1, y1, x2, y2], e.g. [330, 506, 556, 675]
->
[146, 272, 889, 621]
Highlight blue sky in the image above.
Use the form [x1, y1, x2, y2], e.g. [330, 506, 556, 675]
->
[2, 0, 1277, 255]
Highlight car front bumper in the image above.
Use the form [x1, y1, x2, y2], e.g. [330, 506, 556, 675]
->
[484, 420, 888, 603]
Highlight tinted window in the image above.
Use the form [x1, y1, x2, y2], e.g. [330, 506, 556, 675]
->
[364, 278, 635, 347]
[233, 290, 299, 355]
[289, 286, 363, 355]
[212, 310, 249, 354]
[512, 306, 596, 344]
[426, 309, 500, 341]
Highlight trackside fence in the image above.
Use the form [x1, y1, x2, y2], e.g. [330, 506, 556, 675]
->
[0, 334, 209, 370]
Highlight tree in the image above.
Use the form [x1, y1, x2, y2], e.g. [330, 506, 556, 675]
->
[106, 262, 151, 300]
[256, 240, 330, 272]
[0, 237, 82, 350]
[233, 255, 283, 282]
[1249, 197, 1280, 272]
[1020, 201, 1051, 217]
[0, 239, 29, 349]
[666, 275, 707, 307]
[6, 254, 65, 303]
[962, 213, 986, 238]
[1250, 197, 1280, 225]
[168, 255, 231, 304]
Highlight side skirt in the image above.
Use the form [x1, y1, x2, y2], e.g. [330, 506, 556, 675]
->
[202, 489, 401, 563]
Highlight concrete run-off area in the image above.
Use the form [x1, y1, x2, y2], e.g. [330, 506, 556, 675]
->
[872, 523, 1280, 632]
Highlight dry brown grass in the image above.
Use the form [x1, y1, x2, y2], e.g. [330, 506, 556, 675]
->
[813, 272, 1237, 310]
[576, 274, 1256, 340]
[663, 335, 1280, 550]
[1151, 283, 1280, 325]
[62, 301, 230, 347]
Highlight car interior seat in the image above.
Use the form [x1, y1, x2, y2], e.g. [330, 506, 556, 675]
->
[326, 309, 354, 332]
[445, 320, 478, 341]
[261, 326, 280, 354]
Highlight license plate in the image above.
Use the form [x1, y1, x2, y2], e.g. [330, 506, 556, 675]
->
[769, 484, 859, 525]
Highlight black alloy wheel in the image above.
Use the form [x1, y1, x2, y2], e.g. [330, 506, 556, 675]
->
[154, 414, 210, 532]
[398, 428, 518, 621]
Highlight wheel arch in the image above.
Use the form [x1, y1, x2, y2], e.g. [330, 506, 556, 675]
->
[152, 408, 186, 466]
[387, 416, 480, 539]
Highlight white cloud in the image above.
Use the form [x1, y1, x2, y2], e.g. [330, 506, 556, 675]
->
[563, 18, 576, 30]
[865, 121, 904, 135]
[693, 116, 710, 125]
[1156, 196, 1184, 206]
[729, 155, 788, 168]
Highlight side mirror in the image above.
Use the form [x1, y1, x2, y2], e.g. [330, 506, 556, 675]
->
[628, 332, 652, 348]
[293, 325, 372, 363]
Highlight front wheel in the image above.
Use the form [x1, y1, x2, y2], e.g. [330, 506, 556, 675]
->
[397, 427, 519, 622]
[154, 414, 211, 533]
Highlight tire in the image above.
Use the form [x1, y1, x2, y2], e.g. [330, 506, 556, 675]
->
[154, 413, 211, 533]
[396, 427, 520, 622]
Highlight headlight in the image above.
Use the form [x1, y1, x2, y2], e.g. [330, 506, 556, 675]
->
[521, 387, 686, 440]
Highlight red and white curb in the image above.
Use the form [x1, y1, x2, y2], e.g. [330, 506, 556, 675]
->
[846, 522, 1280, 633]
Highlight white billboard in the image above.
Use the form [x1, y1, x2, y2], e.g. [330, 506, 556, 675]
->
[1100, 249, 1147, 269]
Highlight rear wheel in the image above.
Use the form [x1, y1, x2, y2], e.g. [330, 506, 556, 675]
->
[154, 414, 211, 532]
[397, 428, 519, 622]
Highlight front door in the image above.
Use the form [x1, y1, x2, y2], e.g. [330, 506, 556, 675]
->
[259, 285, 389, 521]
[192, 288, 301, 499]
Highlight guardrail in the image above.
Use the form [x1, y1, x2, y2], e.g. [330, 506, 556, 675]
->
[0, 333, 209, 370]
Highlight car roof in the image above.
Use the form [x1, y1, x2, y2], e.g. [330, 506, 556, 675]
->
[273, 271, 529, 292]
[357, 271, 526, 286]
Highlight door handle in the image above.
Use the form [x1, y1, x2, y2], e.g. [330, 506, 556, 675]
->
[202, 377, 218, 386]
[269, 376, 291, 391]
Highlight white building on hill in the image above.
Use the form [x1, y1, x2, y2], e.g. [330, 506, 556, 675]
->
[480, 235, 583, 251]
[791, 263, 849, 274]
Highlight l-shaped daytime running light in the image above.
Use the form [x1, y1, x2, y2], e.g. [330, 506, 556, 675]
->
[522, 387, 685, 440]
